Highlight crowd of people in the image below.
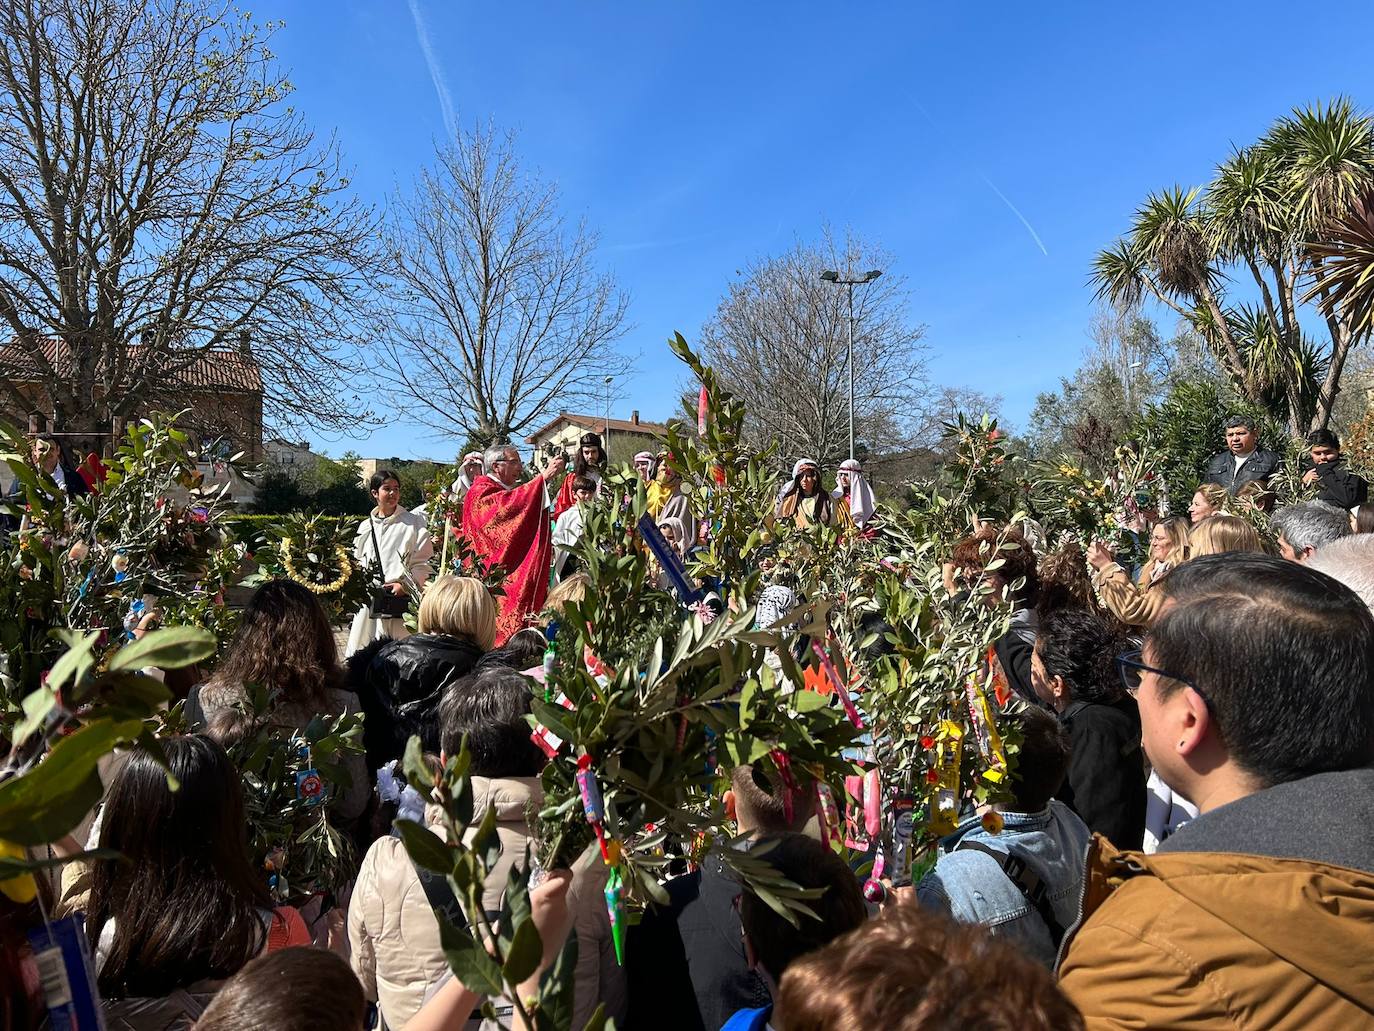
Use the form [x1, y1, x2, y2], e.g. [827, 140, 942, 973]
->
[7, 415, 1374, 1030]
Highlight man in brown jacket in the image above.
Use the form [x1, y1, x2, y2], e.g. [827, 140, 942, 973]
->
[1058, 555, 1374, 1029]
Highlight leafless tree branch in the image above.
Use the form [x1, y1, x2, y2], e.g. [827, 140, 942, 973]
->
[375, 125, 632, 445]
[0, 0, 381, 440]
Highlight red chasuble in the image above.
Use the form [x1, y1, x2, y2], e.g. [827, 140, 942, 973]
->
[461, 474, 552, 644]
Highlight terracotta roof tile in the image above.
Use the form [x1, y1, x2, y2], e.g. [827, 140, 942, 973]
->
[0, 339, 262, 393]
[526, 411, 671, 443]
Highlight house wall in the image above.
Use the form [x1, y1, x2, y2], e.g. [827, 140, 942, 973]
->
[0, 382, 263, 463]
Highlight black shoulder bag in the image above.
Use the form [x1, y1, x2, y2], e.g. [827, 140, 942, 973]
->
[367, 518, 409, 618]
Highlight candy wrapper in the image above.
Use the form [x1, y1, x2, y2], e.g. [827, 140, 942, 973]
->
[862, 843, 887, 903]
[928, 720, 964, 837]
[964, 670, 1009, 783]
[811, 641, 865, 729]
[815, 781, 844, 850]
[769, 749, 799, 825]
[889, 796, 915, 884]
[576, 755, 604, 824]
[605, 866, 626, 966]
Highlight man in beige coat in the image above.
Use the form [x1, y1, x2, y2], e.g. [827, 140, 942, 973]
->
[1058, 555, 1374, 1029]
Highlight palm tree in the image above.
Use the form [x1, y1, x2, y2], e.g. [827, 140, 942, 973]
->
[1093, 97, 1374, 433]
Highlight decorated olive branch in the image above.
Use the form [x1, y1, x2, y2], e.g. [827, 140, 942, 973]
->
[0, 412, 241, 711]
[395, 736, 593, 1031]
[157, 681, 366, 906]
[0, 625, 217, 900]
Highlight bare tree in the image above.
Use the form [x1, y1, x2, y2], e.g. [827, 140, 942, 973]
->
[377, 126, 631, 446]
[699, 229, 939, 468]
[0, 0, 380, 443]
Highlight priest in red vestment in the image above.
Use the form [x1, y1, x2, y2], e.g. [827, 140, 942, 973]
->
[462, 444, 566, 644]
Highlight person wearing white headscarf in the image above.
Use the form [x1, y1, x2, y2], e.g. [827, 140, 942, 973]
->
[653, 516, 689, 591]
[632, 451, 657, 483]
[833, 458, 877, 529]
[452, 452, 485, 502]
[775, 458, 834, 528]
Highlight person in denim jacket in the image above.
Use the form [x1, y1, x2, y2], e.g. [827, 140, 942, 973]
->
[916, 706, 1091, 968]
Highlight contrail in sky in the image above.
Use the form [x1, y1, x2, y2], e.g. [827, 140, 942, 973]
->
[908, 94, 1049, 258]
[978, 173, 1050, 257]
[406, 0, 457, 140]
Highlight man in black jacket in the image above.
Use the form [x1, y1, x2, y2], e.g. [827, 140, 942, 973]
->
[1301, 429, 1368, 510]
[1203, 416, 1280, 495]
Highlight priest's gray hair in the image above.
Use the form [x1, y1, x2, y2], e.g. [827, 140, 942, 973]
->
[1307, 533, 1374, 613]
[483, 443, 518, 473]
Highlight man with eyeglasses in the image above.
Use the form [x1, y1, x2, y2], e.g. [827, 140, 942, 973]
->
[461, 443, 566, 645]
[1058, 554, 1374, 1029]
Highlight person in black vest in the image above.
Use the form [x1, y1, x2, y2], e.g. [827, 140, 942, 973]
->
[1301, 429, 1368, 510]
[1203, 416, 1280, 496]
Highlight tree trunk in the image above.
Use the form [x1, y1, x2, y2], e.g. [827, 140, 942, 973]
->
[1312, 320, 1354, 432]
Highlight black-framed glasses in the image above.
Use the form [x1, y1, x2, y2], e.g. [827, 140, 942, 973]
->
[1116, 649, 1209, 707]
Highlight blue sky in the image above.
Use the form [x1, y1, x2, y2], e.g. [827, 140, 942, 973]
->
[263, 1, 1374, 460]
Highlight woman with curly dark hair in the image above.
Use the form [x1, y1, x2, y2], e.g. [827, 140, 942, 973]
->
[187, 579, 367, 819]
[949, 525, 1040, 702]
[1031, 607, 1146, 849]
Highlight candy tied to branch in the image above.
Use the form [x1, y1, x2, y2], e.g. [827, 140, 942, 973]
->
[605, 866, 627, 966]
[814, 779, 843, 851]
[542, 620, 560, 703]
[811, 640, 865, 730]
[576, 754, 618, 863]
[769, 749, 800, 825]
[863, 843, 888, 903]
[964, 667, 1009, 784]
[928, 720, 965, 837]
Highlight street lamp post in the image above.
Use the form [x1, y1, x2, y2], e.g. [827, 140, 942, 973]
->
[603, 375, 614, 457]
[820, 268, 882, 462]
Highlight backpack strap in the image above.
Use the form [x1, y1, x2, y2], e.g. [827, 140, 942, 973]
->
[955, 839, 1067, 948]
[410, 858, 503, 931]
[412, 859, 468, 932]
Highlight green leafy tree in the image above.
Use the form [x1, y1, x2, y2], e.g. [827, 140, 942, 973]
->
[1093, 98, 1374, 433]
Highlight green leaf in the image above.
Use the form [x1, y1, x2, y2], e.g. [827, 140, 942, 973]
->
[794, 690, 829, 713]
[0, 718, 144, 845]
[445, 935, 505, 997]
[502, 915, 544, 984]
[394, 818, 453, 875]
[401, 735, 431, 791]
[107, 626, 216, 672]
[44, 631, 101, 694]
[12, 686, 60, 746]
[534, 930, 580, 1031]
[529, 698, 575, 747]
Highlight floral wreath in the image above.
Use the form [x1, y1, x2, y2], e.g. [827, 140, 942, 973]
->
[279, 537, 353, 595]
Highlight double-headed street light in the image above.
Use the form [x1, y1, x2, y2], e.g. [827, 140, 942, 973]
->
[820, 268, 883, 462]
